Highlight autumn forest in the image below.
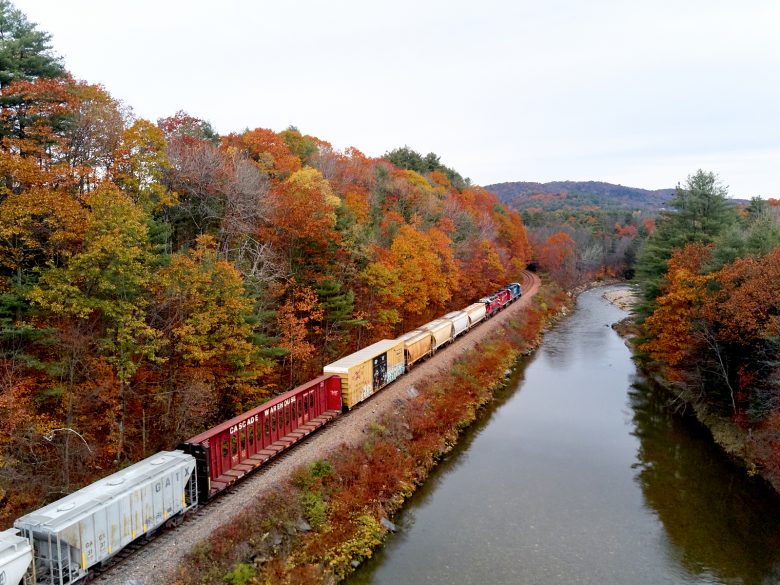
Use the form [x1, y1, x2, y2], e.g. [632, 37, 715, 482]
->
[0, 2, 537, 523]
[1, 0, 780, 531]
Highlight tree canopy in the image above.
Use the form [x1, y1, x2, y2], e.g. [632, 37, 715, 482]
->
[0, 0, 63, 89]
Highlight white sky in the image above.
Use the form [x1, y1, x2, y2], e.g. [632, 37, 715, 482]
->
[15, 0, 780, 198]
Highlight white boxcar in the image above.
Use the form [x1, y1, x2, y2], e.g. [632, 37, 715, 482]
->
[15, 451, 197, 585]
[443, 311, 470, 338]
[0, 528, 32, 585]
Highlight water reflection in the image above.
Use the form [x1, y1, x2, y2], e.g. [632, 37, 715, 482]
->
[630, 379, 780, 585]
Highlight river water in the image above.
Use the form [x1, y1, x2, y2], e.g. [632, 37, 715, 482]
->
[350, 286, 780, 585]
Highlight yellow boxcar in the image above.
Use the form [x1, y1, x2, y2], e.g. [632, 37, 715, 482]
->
[323, 339, 405, 409]
[396, 329, 433, 370]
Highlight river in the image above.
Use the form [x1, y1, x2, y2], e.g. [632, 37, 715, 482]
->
[350, 286, 780, 585]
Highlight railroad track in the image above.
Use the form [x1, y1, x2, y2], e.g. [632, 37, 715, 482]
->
[95, 271, 542, 584]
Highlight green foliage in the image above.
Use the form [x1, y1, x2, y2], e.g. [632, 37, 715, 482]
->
[223, 563, 255, 585]
[637, 170, 737, 305]
[309, 459, 333, 479]
[299, 490, 327, 529]
[0, 0, 64, 89]
[280, 126, 317, 164]
[384, 145, 467, 190]
[29, 185, 162, 385]
[316, 279, 365, 363]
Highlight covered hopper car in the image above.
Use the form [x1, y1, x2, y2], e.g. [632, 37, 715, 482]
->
[396, 329, 434, 371]
[464, 302, 487, 327]
[0, 529, 32, 585]
[419, 319, 454, 352]
[15, 451, 197, 585]
[443, 310, 470, 339]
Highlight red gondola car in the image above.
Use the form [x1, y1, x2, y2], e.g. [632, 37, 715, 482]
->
[179, 375, 342, 502]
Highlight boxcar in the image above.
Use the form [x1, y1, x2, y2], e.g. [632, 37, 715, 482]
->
[14, 451, 197, 585]
[324, 339, 405, 409]
[464, 303, 487, 327]
[420, 319, 454, 351]
[442, 311, 470, 338]
[179, 375, 342, 502]
[396, 329, 433, 371]
[0, 528, 32, 585]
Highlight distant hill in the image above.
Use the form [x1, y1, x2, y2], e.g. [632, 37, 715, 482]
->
[485, 180, 676, 213]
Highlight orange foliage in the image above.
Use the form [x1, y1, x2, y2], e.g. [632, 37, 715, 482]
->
[614, 223, 638, 238]
[642, 244, 712, 371]
[221, 127, 301, 179]
[277, 286, 324, 386]
[701, 247, 780, 345]
[538, 232, 576, 285]
[263, 167, 340, 277]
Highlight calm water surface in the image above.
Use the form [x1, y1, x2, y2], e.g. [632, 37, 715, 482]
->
[350, 286, 780, 585]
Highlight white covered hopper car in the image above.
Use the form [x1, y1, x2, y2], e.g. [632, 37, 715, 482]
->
[14, 451, 197, 585]
[0, 528, 33, 585]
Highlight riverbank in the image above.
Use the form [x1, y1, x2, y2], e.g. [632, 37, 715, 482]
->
[602, 284, 780, 495]
[171, 281, 569, 584]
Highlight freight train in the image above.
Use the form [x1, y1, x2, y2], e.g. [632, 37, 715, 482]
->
[3, 282, 523, 585]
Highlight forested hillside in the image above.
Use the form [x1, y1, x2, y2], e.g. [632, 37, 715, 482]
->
[484, 181, 665, 285]
[487, 180, 675, 212]
[0, 2, 530, 524]
[636, 170, 780, 485]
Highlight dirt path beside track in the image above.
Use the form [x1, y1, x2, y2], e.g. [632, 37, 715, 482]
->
[99, 272, 542, 585]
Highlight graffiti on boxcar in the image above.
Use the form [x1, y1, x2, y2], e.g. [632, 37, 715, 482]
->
[387, 363, 404, 384]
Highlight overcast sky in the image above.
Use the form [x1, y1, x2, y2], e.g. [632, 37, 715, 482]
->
[14, 0, 780, 197]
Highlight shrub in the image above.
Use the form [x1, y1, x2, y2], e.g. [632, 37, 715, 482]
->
[300, 490, 328, 529]
[223, 563, 255, 585]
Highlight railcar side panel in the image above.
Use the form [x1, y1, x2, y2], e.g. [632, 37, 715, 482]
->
[180, 375, 342, 500]
[443, 311, 470, 338]
[324, 339, 405, 409]
[465, 303, 487, 327]
[396, 329, 433, 369]
[0, 529, 32, 585]
[421, 319, 453, 351]
[14, 452, 197, 585]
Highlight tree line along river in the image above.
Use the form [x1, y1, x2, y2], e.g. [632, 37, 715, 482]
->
[350, 286, 780, 585]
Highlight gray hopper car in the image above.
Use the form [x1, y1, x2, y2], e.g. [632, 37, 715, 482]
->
[14, 451, 197, 585]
